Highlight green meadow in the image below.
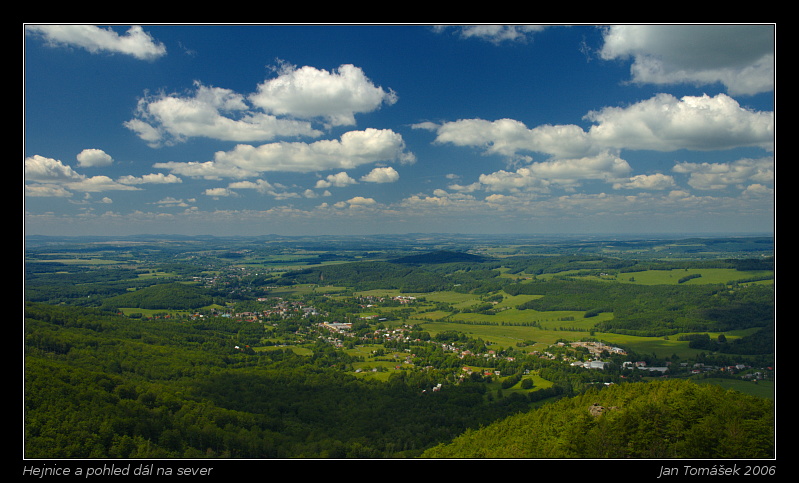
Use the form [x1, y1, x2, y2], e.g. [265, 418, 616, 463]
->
[353, 284, 763, 360]
[694, 378, 774, 399]
[614, 268, 773, 285]
[416, 318, 754, 361]
[532, 267, 773, 285]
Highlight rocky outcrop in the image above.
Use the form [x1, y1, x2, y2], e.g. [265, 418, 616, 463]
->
[588, 403, 618, 417]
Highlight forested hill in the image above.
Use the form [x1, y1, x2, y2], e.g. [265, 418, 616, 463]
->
[100, 282, 216, 310]
[24, 302, 542, 458]
[276, 254, 504, 293]
[389, 250, 489, 265]
[421, 379, 774, 459]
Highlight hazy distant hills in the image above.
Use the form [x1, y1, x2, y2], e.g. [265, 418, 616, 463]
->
[389, 250, 489, 265]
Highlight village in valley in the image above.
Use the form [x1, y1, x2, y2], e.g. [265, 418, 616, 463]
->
[180, 280, 770, 386]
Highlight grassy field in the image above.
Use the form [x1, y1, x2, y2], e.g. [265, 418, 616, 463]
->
[353, 285, 765, 359]
[614, 268, 773, 285]
[531, 268, 773, 285]
[267, 284, 351, 297]
[343, 342, 559, 401]
[693, 377, 774, 399]
[28, 257, 127, 265]
[415, 318, 756, 360]
[118, 307, 192, 317]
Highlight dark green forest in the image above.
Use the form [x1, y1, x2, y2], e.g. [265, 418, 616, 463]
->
[24, 303, 535, 458]
[421, 379, 774, 458]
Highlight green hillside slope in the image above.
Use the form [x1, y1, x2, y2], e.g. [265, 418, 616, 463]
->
[421, 379, 773, 459]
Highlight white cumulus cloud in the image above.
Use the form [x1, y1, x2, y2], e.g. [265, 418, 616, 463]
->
[613, 173, 676, 191]
[25, 25, 166, 60]
[316, 172, 358, 188]
[361, 166, 399, 183]
[76, 149, 114, 168]
[428, 93, 773, 161]
[25, 154, 178, 195]
[434, 25, 548, 44]
[472, 151, 632, 193]
[673, 157, 774, 190]
[116, 173, 182, 185]
[125, 82, 322, 147]
[585, 93, 774, 152]
[599, 24, 774, 95]
[250, 62, 398, 128]
[25, 155, 84, 183]
[126, 62, 400, 148]
[155, 128, 414, 178]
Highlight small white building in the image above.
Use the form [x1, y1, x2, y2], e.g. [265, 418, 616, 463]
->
[585, 360, 608, 370]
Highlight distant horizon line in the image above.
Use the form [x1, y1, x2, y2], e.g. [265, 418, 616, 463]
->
[25, 231, 774, 239]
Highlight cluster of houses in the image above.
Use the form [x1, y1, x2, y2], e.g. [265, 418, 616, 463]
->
[203, 298, 321, 321]
[320, 321, 352, 333]
[259, 298, 320, 318]
[523, 340, 760, 377]
[570, 341, 627, 356]
[355, 294, 417, 308]
[313, 319, 768, 383]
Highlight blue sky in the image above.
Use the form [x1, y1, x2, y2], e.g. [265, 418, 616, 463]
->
[24, 24, 775, 236]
